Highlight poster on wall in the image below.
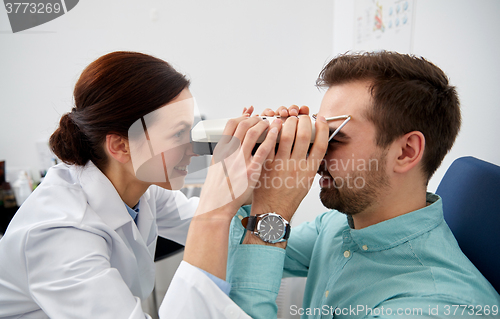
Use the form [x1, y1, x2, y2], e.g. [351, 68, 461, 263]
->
[354, 0, 414, 53]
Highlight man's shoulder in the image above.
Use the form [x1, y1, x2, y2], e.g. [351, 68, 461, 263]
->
[295, 209, 348, 235]
[316, 209, 348, 225]
[401, 221, 500, 305]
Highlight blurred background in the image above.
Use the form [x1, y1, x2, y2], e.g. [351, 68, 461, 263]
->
[1, 0, 499, 318]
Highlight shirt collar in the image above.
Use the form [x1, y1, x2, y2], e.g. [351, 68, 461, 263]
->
[125, 200, 140, 222]
[347, 193, 444, 251]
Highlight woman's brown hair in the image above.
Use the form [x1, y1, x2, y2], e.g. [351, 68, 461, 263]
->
[50, 51, 190, 169]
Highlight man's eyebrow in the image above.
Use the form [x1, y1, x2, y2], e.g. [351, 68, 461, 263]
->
[328, 128, 350, 140]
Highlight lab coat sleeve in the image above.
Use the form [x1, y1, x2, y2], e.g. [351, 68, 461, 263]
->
[159, 261, 251, 319]
[153, 186, 199, 245]
[24, 226, 152, 319]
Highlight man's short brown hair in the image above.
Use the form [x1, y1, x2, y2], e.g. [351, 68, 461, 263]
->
[317, 51, 461, 183]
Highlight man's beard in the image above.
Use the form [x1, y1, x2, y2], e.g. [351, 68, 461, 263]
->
[319, 151, 390, 216]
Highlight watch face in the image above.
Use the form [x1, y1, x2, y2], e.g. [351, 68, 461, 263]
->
[258, 214, 285, 243]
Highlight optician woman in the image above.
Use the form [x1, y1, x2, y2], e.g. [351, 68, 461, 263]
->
[0, 51, 285, 318]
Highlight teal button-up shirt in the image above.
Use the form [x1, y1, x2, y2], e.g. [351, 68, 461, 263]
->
[227, 193, 500, 318]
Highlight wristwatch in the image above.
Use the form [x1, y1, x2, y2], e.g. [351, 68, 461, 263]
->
[241, 213, 291, 244]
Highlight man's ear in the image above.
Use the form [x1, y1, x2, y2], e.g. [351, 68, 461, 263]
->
[393, 131, 425, 174]
[105, 134, 131, 164]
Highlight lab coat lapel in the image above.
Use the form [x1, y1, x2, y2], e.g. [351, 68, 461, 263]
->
[77, 162, 156, 298]
[117, 192, 157, 297]
[78, 162, 153, 239]
[137, 192, 157, 254]
[78, 162, 131, 230]
[78, 162, 156, 247]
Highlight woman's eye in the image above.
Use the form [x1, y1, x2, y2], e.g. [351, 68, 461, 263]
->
[174, 130, 185, 138]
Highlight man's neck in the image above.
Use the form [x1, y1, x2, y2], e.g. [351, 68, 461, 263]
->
[351, 185, 427, 229]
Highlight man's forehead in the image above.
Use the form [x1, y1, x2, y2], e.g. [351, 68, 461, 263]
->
[318, 81, 373, 119]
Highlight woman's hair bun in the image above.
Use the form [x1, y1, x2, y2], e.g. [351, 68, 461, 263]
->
[49, 113, 91, 166]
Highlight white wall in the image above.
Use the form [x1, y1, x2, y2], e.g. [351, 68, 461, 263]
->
[333, 0, 500, 193]
[0, 0, 333, 187]
[2, 1, 497, 226]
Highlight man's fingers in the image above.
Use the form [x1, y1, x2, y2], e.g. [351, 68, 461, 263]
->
[276, 106, 288, 118]
[275, 116, 298, 159]
[261, 108, 275, 117]
[308, 115, 329, 163]
[291, 115, 312, 159]
[251, 120, 281, 170]
[263, 119, 281, 164]
[299, 105, 310, 115]
[287, 105, 300, 117]
[260, 105, 306, 118]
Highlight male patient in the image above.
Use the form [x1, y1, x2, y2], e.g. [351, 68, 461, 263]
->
[227, 51, 500, 318]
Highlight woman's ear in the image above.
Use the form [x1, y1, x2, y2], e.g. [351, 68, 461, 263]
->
[105, 134, 131, 164]
[393, 131, 425, 174]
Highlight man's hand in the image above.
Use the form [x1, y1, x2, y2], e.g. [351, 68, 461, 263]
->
[260, 105, 310, 118]
[243, 108, 329, 247]
[251, 115, 328, 221]
[242, 105, 310, 118]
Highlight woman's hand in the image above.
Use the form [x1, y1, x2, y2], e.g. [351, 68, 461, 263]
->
[249, 115, 329, 224]
[184, 115, 282, 280]
[195, 115, 282, 218]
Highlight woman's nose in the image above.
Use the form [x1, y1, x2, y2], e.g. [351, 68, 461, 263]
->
[185, 142, 198, 157]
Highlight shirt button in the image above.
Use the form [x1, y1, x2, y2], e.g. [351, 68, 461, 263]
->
[343, 250, 351, 258]
[362, 245, 368, 251]
[325, 290, 329, 298]
[224, 305, 241, 319]
[237, 215, 243, 220]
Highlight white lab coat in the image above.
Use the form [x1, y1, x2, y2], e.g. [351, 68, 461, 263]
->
[0, 162, 199, 319]
[159, 261, 251, 319]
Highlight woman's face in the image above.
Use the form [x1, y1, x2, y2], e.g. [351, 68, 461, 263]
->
[128, 88, 197, 190]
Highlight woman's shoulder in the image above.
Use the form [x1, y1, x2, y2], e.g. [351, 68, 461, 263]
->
[41, 162, 85, 188]
[8, 163, 99, 231]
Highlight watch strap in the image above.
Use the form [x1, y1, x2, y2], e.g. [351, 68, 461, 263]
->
[284, 223, 291, 240]
[241, 215, 257, 231]
[241, 214, 291, 241]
